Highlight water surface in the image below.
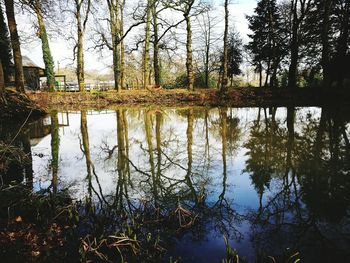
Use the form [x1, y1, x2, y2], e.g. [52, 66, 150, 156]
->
[2, 106, 350, 262]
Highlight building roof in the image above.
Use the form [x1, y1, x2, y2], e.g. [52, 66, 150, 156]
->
[22, 56, 42, 68]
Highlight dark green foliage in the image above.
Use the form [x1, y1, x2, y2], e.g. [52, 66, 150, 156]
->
[0, 2, 12, 83]
[246, 0, 286, 87]
[40, 25, 55, 91]
[194, 71, 216, 88]
[302, 0, 350, 87]
[227, 29, 243, 81]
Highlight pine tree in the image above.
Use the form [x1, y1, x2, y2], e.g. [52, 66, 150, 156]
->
[246, 0, 285, 87]
[227, 29, 243, 86]
[0, 2, 12, 83]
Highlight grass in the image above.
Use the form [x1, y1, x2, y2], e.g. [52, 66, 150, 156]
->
[27, 87, 342, 110]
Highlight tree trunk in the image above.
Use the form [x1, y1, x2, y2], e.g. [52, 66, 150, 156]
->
[264, 57, 271, 87]
[185, 14, 194, 91]
[288, 0, 311, 89]
[4, 0, 25, 93]
[143, 0, 151, 88]
[0, 3, 12, 83]
[120, 0, 125, 89]
[288, 19, 298, 89]
[221, 0, 229, 92]
[204, 11, 211, 88]
[35, 0, 55, 92]
[288, 1, 299, 90]
[152, 0, 161, 85]
[259, 62, 262, 88]
[204, 42, 209, 88]
[270, 57, 279, 87]
[108, 0, 120, 92]
[76, 1, 85, 92]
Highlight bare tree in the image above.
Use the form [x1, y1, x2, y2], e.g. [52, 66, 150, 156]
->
[152, 0, 160, 85]
[75, 0, 91, 92]
[195, 9, 221, 89]
[221, 0, 228, 92]
[165, 0, 196, 90]
[120, 0, 125, 89]
[92, 1, 146, 92]
[143, 0, 152, 88]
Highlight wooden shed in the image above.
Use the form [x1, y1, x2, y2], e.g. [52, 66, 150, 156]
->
[8, 56, 45, 90]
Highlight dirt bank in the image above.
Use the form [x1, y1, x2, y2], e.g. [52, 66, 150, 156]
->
[27, 88, 350, 110]
[0, 90, 47, 120]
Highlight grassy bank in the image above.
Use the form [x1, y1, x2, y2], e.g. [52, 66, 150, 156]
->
[27, 87, 350, 110]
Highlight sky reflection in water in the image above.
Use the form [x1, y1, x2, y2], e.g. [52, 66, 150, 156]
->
[23, 107, 350, 262]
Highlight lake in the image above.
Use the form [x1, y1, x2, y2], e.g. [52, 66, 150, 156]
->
[1, 106, 350, 262]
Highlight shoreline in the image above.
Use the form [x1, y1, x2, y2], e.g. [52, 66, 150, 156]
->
[27, 88, 350, 110]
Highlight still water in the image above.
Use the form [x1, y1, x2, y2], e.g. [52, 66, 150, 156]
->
[2, 107, 350, 262]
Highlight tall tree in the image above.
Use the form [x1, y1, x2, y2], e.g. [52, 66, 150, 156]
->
[221, 0, 229, 92]
[107, 0, 121, 92]
[75, 0, 91, 92]
[23, 0, 56, 91]
[246, 0, 284, 88]
[335, 0, 350, 59]
[152, 0, 161, 86]
[120, 0, 125, 89]
[93, 1, 144, 92]
[287, 0, 312, 89]
[184, 1, 195, 91]
[152, 0, 187, 86]
[143, 0, 152, 88]
[227, 28, 243, 87]
[196, 10, 216, 89]
[0, 3, 12, 83]
[166, 0, 196, 90]
[320, 0, 333, 87]
[4, 0, 25, 93]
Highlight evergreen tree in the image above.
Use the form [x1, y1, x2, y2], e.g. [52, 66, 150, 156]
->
[0, 2, 12, 83]
[227, 29, 243, 86]
[303, 0, 350, 87]
[246, 0, 285, 87]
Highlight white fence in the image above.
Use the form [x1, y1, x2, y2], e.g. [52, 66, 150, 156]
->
[55, 83, 115, 92]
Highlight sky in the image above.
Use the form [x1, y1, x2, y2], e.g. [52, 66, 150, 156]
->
[18, 0, 257, 73]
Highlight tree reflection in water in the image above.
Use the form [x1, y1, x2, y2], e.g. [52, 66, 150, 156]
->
[245, 107, 350, 262]
[3, 107, 349, 261]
